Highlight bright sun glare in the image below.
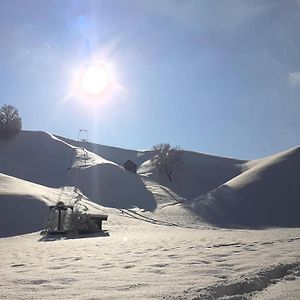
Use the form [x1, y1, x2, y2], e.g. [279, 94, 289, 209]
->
[80, 64, 110, 95]
[68, 59, 121, 104]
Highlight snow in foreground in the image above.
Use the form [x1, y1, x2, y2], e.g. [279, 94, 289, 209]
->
[0, 210, 299, 300]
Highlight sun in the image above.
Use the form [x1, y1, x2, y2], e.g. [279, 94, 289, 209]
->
[80, 63, 110, 95]
[67, 59, 122, 104]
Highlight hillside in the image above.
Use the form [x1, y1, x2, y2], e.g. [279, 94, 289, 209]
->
[0, 131, 156, 210]
[0, 131, 246, 208]
[0, 131, 71, 187]
[59, 135, 246, 200]
[139, 151, 245, 199]
[0, 172, 59, 237]
[190, 146, 300, 227]
[0, 131, 299, 299]
[56, 135, 153, 166]
[0, 130, 299, 232]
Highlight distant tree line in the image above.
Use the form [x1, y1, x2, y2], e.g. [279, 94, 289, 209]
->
[0, 104, 22, 139]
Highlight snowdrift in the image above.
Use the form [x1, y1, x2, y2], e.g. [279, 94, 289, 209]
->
[190, 146, 300, 227]
[0, 195, 48, 237]
[139, 151, 245, 199]
[0, 172, 57, 237]
[0, 171, 60, 203]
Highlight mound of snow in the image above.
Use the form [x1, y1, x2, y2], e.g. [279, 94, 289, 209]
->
[0, 195, 48, 238]
[139, 151, 245, 200]
[0, 172, 60, 204]
[190, 146, 300, 227]
[0, 172, 57, 237]
[0, 131, 113, 187]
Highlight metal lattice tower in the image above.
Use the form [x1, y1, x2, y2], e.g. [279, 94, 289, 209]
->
[78, 129, 88, 164]
[78, 129, 88, 142]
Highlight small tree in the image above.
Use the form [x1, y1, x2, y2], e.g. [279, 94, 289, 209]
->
[0, 104, 22, 139]
[150, 143, 183, 181]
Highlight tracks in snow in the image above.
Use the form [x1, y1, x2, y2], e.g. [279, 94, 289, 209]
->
[164, 261, 300, 300]
[142, 178, 185, 209]
[118, 209, 179, 227]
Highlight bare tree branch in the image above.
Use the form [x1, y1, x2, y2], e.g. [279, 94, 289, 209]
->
[150, 143, 183, 181]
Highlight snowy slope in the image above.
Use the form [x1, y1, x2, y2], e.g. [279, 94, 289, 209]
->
[1, 131, 299, 229]
[0, 172, 108, 237]
[57, 135, 153, 166]
[0, 131, 75, 187]
[0, 172, 59, 237]
[0, 131, 156, 210]
[60, 135, 246, 200]
[139, 150, 245, 199]
[190, 146, 300, 227]
[0, 131, 246, 211]
[0, 131, 299, 299]
[0, 130, 114, 187]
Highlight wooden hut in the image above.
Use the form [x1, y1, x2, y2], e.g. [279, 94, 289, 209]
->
[123, 160, 137, 173]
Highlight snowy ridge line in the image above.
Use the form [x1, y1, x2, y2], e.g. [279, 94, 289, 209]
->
[164, 261, 300, 300]
[119, 209, 179, 227]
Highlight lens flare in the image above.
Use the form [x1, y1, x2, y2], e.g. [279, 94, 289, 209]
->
[65, 58, 126, 107]
[80, 64, 109, 95]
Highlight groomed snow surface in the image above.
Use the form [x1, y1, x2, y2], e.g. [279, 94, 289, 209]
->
[0, 131, 299, 299]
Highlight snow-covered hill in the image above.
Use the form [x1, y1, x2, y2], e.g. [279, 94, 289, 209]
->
[0, 131, 299, 299]
[190, 146, 300, 227]
[0, 172, 54, 237]
[58, 134, 246, 200]
[1, 130, 299, 230]
[57, 135, 153, 166]
[139, 150, 245, 199]
[0, 130, 245, 211]
[0, 131, 156, 210]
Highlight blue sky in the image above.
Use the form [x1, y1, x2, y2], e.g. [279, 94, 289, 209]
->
[1, 0, 300, 159]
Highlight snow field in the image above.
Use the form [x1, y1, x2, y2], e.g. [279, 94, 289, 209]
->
[0, 213, 299, 299]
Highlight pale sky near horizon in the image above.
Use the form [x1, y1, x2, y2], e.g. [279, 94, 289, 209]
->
[1, 0, 300, 160]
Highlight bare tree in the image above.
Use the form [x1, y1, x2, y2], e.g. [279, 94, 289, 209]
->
[0, 104, 22, 139]
[150, 143, 183, 181]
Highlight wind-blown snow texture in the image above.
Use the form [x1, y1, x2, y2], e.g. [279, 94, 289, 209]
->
[0, 131, 299, 299]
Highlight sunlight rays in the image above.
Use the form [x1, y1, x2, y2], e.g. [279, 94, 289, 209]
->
[80, 63, 110, 95]
[63, 57, 127, 108]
